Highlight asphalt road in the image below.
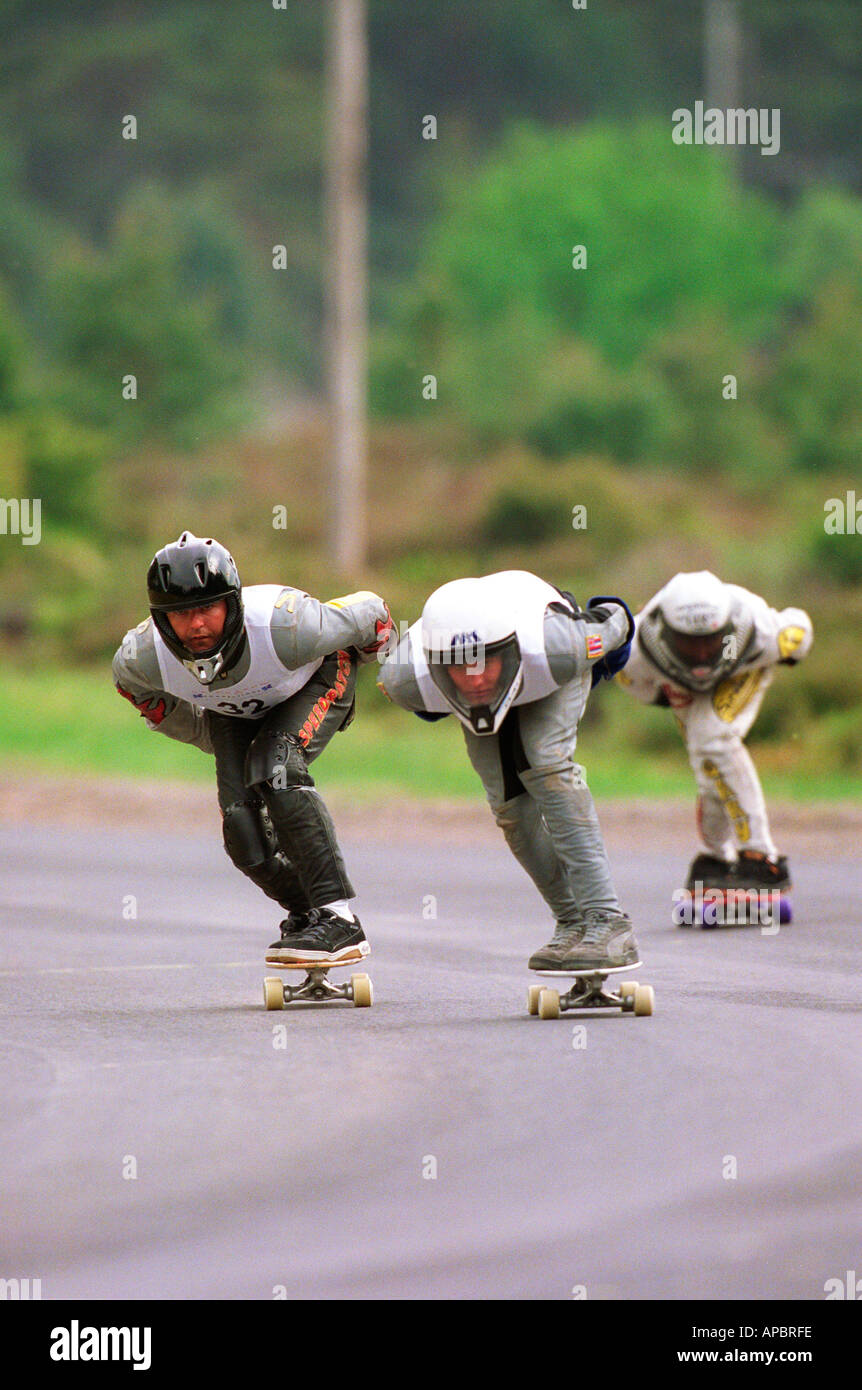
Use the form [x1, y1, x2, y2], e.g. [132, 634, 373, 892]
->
[1, 813, 861, 1300]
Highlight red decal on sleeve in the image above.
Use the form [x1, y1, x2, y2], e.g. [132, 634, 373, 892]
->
[116, 684, 168, 725]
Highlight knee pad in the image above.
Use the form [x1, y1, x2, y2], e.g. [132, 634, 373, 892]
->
[244, 730, 313, 791]
[222, 799, 276, 869]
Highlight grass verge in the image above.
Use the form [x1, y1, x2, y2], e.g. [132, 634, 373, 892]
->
[1, 665, 860, 803]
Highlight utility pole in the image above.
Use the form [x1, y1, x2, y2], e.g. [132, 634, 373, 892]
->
[325, 0, 368, 574]
[704, 0, 742, 176]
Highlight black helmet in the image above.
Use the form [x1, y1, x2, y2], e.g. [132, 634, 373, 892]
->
[147, 531, 245, 683]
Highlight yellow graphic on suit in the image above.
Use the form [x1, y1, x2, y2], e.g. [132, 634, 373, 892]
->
[326, 591, 379, 610]
[778, 625, 806, 661]
[701, 758, 750, 843]
[712, 670, 763, 723]
[274, 589, 297, 612]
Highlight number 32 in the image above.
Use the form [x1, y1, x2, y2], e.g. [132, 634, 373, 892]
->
[216, 698, 266, 716]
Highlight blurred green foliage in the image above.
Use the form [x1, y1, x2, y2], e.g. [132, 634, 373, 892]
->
[809, 512, 862, 585]
[48, 183, 255, 450]
[0, 283, 24, 415]
[371, 120, 862, 487]
[0, 0, 859, 795]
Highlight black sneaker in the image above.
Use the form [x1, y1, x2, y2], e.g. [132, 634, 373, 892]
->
[275, 909, 315, 939]
[266, 908, 370, 965]
[734, 851, 791, 892]
[685, 853, 736, 891]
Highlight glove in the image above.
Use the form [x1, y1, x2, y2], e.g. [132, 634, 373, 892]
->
[585, 595, 635, 688]
[356, 604, 396, 664]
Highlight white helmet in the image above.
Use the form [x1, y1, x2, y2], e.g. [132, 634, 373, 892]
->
[639, 571, 752, 691]
[421, 578, 523, 734]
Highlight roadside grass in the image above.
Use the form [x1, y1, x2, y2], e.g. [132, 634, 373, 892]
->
[1, 665, 859, 803]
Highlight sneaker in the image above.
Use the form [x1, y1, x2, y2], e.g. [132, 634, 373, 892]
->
[528, 922, 586, 971]
[275, 909, 315, 939]
[266, 908, 370, 965]
[734, 851, 791, 892]
[557, 911, 640, 970]
[685, 853, 735, 891]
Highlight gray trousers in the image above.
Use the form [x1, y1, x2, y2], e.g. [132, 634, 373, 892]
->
[462, 676, 623, 928]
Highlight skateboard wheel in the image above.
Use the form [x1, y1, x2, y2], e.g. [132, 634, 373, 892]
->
[263, 977, 285, 1011]
[700, 901, 719, 929]
[633, 984, 654, 1017]
[619, 981, 637, 1009]
[527, 985, 542, 1015]
[351, 973, 373, 1008]
[538, 988, 560, 1020]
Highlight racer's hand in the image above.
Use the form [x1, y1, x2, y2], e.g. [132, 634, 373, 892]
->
[356, 604, 396, 663]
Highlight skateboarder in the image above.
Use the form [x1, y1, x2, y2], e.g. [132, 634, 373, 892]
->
[615, 570, 813, 902]
[377, 570, 639, 972]
[112, 531, 393, 965]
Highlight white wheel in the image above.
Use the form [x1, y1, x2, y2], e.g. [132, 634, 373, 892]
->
[264, 977, 285, 1011]
[633, 984, 655, 1017]
[538, 988, 561, 1020]
[527, 984, 542, 1015]
[351, 973, 373, 1008]
[619, 980, 637, 1009]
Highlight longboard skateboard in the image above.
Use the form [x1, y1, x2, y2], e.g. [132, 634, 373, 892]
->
[528, 962, 654, 1020]
[263, 957, 373, 1010]
[674, 889, 792, 928]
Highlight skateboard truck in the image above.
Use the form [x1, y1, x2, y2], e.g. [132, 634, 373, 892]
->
[263, 965, 373, 1010]
[528, 964, 654, 1020]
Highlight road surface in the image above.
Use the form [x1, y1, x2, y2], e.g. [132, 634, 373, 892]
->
[1, 800, 860, 1299]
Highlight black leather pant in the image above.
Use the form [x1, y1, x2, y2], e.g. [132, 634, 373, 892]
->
[208, 650, 357, 913]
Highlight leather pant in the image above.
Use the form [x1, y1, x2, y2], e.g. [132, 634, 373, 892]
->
[208, 650, 357, 912]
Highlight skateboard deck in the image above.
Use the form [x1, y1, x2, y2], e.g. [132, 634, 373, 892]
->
[263, 955, 373, 1010]
[528, 962, 654, 1019]
[674, 889, 792, 928]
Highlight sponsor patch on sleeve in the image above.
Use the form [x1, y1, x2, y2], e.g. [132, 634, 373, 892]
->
[586, 633, 603, 660]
